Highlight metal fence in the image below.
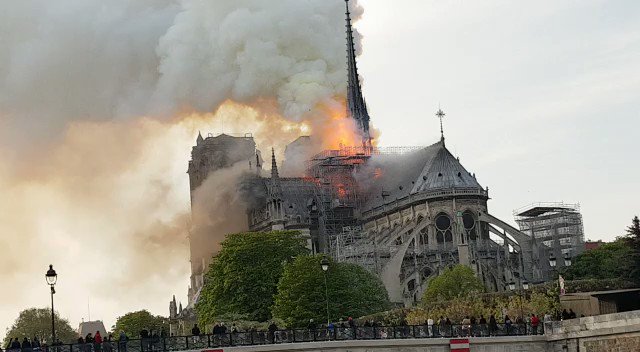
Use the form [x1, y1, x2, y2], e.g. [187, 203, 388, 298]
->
[9, 323, 544, 352]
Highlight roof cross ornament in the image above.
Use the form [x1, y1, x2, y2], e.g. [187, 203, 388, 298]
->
[435, 106, 446, 145]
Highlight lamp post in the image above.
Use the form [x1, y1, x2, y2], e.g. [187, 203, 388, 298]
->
[508, 280, 529, 328]
[45, 265, 58, 344]
[320, 257, 330, 326]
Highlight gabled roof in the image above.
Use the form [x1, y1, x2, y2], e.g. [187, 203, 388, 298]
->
[411, 141, 482, 192]
[361, 140, 484, 210]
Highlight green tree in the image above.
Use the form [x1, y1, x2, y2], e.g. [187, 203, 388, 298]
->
[196, 231, 309, 324]
[565, 240, 633, 280]
[421, 265, 484, 303]
[112, 310, 168, 338]
[625, 216, 640, 283]
[272, 255, 390, 327]
[3, 308, 77, 346]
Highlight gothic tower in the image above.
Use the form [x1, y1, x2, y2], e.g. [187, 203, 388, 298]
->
[345, 0, 372, 148]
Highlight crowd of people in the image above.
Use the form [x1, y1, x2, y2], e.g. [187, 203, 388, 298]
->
[1, 309, 579, 352]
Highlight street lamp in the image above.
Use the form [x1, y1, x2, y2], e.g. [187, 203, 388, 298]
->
[320, 257, 330, 325]
[45, 265, 58, 344]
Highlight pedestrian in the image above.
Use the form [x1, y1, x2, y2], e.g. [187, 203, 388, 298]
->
[268, 322, 278, 344]
[531, 314, 540, 335]
[191, 324, 200, 336]
[348, 317, 356, 339]
[568, 309, 577, 319]
[461, 316, 471, 337]
[427, 317, 434, 337]
[103, 335, 112, 352]
[561, 309, 569, 320]
[31, 337, 40, 352]
[139, 329, 149, 352]
[307, 319, 317, 341]
[438, 316, 446, 337]
[504, 315, 512, 335]
[94, 331, 103, 352]
[479, 315, 487, 337]
[20, 338, 31, 352]
[118, 331, 127, 352]
[488, 314, 497, 336]
[85, 333, 94, 352]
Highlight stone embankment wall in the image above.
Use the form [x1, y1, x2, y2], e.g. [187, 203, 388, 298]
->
[223, 336, 548, 352]
[546, 310, 640, 352]
[182, 310, 640, 352]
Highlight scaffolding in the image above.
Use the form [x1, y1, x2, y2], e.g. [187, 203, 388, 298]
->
[513, 202, 585, 266]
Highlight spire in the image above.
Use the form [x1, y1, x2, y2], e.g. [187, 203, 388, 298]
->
[196, 131, 204, 145]
[270, 148, 282, 198]
[345, 0, 372, 147]
[435, 107, 446, 146]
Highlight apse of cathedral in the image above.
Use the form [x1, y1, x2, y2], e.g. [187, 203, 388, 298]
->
[181, 0, 584, 310]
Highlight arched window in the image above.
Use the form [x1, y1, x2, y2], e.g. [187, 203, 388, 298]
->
[435, 213, 453, 243]
[462, 210, 477, 241]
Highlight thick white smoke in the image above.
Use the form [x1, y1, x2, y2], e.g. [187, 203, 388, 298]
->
[0, 0, 365, 340]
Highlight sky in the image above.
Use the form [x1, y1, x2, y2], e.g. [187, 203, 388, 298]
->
[1, 0, 639, 342]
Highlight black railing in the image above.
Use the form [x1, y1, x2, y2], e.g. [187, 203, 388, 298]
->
[8, 323, 544, 352]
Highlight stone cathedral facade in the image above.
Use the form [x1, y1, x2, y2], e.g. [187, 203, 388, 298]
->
[176, 0, 583, 314]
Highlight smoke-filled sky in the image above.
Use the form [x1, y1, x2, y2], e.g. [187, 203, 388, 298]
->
[1, 0, 638, 340]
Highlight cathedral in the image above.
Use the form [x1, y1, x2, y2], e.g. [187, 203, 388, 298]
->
[176, 0, 583, 318]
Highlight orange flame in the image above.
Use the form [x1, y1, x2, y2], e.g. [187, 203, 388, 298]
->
[316, 98, 362, 150]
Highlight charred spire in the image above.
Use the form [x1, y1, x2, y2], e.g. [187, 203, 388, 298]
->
[345, 0, 372, 148]
[270, 148, 283, 199]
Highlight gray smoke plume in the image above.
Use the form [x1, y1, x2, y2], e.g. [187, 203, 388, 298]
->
[0, 0, 365, 340]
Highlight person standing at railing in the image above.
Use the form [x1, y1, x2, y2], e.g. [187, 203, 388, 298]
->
[21, 337, 32, 352]
[267, 322, 278, 344]
[425, 318, 433, 337]
[348, 317, 356, 339]
[307, 319, 317, 341]
[117, 331, 127, 352]
[102, 335, 112, 352]
[478, 315, 487, 337]
[461, 316, 471, 337]
[488, 315, 498, 336]
[530, 314, 540, 335]
[504, 315, 513, 335]
[31, 337, 40, 352]
[94, 331, 102, 352]
[190, 324, 200, 346]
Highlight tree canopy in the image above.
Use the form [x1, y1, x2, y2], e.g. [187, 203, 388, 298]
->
[422, 265, 484, 303]
[565, 240, 633, 280]
[196, 231, 309, 324]
[3, 308, 77, 346]
[272, 255, 390, 328]
[625, 216, 640, 283]
[112, 310, 168, 338]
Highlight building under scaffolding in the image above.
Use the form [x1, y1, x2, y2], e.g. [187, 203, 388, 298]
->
[514, 202, 585, 274]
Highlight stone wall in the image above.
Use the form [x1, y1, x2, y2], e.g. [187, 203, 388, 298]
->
[547, 310, 640, 352]
[222, 336, 548, 352]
